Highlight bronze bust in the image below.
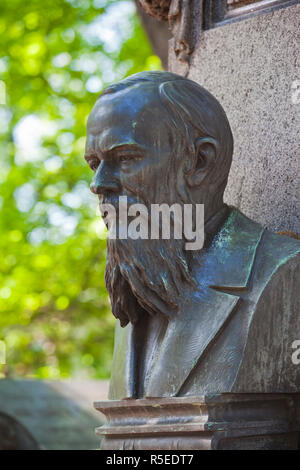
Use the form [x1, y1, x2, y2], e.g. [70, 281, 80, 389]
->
[84, 71, 300, 400]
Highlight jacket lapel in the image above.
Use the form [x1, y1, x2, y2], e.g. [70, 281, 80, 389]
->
[146, 209, 265, 397]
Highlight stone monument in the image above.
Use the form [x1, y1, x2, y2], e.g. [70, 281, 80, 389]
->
[84, 71, 300, 449]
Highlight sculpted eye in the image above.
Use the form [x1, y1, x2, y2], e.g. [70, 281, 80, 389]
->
[90, 159, 100, 171]
[120, 155, 139, 164]
[120, 155, 131, 162]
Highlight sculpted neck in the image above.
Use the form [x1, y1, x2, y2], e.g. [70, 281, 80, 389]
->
[172, 203, 230, 315]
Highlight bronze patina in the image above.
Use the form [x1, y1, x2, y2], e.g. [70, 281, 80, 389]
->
[84, 71, 300, 449]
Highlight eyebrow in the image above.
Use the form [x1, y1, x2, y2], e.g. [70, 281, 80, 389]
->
[103, 143, 146, 154]
[84, 143, 145, 161]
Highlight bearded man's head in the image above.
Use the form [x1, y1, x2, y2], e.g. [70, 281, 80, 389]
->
[84, 71, 233, 327]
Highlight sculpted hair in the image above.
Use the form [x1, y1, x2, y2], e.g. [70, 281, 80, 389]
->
[98, 71, 234, 195]
[99, 72, 233, 326]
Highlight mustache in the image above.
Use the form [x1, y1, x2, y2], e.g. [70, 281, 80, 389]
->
[99, 194, 146, 207]
[99, 194, 151, 232]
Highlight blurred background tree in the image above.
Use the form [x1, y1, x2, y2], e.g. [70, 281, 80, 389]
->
[0, 0, 161, 379]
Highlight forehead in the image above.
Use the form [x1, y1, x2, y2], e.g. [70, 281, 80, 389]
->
[86, 84, 169, 152]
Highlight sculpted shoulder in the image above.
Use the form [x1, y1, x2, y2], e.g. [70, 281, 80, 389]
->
[231, 224, 300, 393]
[258, 226, 300, 278]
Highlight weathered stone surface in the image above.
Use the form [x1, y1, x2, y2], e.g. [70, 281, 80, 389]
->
[170, 3, 300, 233]
[0, 379, 109, 450]
[139, 0, 171, 22]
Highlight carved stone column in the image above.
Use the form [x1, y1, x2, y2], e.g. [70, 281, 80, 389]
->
[139, 0, 200, 76]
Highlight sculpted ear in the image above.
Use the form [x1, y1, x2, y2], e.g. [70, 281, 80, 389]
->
[185, 137, 219, 187]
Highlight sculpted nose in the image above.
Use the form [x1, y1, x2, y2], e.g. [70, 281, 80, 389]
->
[90, 162, 120, 195]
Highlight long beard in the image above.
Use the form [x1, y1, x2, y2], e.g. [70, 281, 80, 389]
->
[105, 234, 195, 327]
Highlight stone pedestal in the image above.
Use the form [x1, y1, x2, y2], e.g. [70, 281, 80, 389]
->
[94, 394, 300, 450]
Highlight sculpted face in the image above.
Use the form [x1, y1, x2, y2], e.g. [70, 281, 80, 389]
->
[85, 83, 177, 206]
[84, 73, 232, 327]
[84, 82, 195, 326]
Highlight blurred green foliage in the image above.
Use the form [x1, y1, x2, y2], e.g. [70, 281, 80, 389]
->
[0, 0, 161, 379]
